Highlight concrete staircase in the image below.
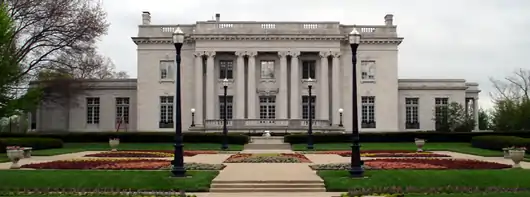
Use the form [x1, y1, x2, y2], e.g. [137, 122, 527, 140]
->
[242, 136, 292, 151]
[209, 180, 326, 192]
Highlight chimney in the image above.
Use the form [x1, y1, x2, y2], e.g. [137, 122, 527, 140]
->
[384, 14, 393, 26]
[215, 13, 220, 22]
[142, 11, 151, 25]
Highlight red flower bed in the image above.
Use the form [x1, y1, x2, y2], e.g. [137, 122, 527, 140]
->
[364, 158, 512, 170]
[21, 159, 170, 170]
[224, 153, 312, 163]
[316, 150, 450, 157]
[84, 150, 219, 158]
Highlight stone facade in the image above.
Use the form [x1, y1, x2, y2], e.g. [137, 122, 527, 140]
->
[31, 12, 480, 133]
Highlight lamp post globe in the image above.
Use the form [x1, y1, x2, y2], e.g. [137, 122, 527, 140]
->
[348, 27, 364, 178]
[338, 108, 344, 127]
[171, 26, 186, 177]
[190, 108, 196, 127]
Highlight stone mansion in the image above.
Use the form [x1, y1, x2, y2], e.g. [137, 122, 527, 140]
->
[30, 12, 481, 133]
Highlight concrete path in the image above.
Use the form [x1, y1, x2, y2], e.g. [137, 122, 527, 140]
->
[190, 192, 343, 197]
[213, 163, 322, 182]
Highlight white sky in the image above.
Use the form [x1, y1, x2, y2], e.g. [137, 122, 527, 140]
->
[97, 0, 530, 110]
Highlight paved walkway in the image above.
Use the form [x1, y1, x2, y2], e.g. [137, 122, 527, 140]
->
[189, 192, 343, 197]
[213, 163, 322, 181]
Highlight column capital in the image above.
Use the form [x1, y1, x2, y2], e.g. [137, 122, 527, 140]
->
[319, 51, 331, 58]
[288, 51, 301, 58]
[193, 51, 205, 57]
[278, 51, 289, 58]
[331, 51, 341, 58]
[235, 51, 246, 57]
[205, 51, 216, 58]
[245, 51, 257, 57]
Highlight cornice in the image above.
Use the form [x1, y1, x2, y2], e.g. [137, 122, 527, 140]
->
[132, 35, 403, 45]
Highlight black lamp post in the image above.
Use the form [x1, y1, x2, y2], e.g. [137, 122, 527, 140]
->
[171, 27, 186, 177]
[221, 78, 229, 150]
[349, 28, 364, 178]
[307, 78, 315, 150]
[338, 108, 344, 127]
[190, 108, 195, 127]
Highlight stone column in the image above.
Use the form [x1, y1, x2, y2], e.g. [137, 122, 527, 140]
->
[318, 51, 330, 120]
[290, 51, 301, 119]
[246, 51, 258, 119]
[331, 52, 341, 125]
[278, 51, 289, 119]
[205, 51, 216, 119]
[235, 51, 246, 119]
[474, 97, 479, 131]
[193, 52, 204, 125]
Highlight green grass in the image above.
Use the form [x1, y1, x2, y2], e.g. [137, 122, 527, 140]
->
[0, 170, 218, 192]
[29, 143, 243, 156]
[409, 193, 530, 197]
[318, 169, 530, 192]
[293, 142, 504, 156]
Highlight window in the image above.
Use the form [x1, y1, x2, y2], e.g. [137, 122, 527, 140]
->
[219, 60, 233, 79]
[159, 60, 174, 80]
[435, 98, 449, 131]
[361, 60, 376, 80]
[405, 98, 419, 129]
[302, 60, 316, 79]
[219, 96, 233, 119]
[86, 97, 100, 124]
[302, 96, 316, 119]
[115, 97, 130, 125]
[260, 60, 275, 79]
[259, 96, 276, 119]
[361, 96, 376, 128]
[159, 96, 174, 128]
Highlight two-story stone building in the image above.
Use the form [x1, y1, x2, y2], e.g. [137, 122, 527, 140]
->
[30, 12, 481, 133]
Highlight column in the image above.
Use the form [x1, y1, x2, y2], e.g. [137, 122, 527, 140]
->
[235, 51, 246, 119]
[193, 52, 204, 125]
[318, 51, 330, 120]
[474, 97, 479, 131]
[278, 51, 289, 119]
[290, 51, 301, 119]
[205, 51, 216, 119]
[246, 51, 258, 119]
[331, 52, 341, 125]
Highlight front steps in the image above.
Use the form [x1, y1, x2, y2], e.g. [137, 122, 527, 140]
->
[209, 180, 326, 192]
[243, 136, 292, 150]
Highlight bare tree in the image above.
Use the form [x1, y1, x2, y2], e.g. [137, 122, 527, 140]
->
[490, 68, 530, 103]
[489, 68, 530, 131]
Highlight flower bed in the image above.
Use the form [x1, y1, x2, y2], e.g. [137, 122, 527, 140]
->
[84, 150, 218, 158]
[224, 153, 311, 163]
[21, 158, 225, 170]
[310, 150, 450, 157]
[309, 158, 511, 170]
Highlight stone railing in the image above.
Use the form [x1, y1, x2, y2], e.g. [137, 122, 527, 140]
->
[198, 119, 343, 132]
[137, 23, 397, 38]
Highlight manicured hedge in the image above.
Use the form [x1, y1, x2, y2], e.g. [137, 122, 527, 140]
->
[283, 131, 530, 144]
[0, 132, 250, 145]
[0, 138, 64, 153]
[471, 135, 530, 151]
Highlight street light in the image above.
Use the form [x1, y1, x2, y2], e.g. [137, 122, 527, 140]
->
[307, 78, 315, 150]
[190, 108, 196, 127]
[338, 108, 344, 127]
[348, 27, 364, 178]
[170, 26, 186, 177]
[221, 78, 229, 150]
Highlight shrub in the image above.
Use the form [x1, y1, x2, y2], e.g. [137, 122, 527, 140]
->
[0, 132, 250, 144]
[471, 135, 530, 151]
[0, 137, 63, 153]
[283, 131, 530, 144]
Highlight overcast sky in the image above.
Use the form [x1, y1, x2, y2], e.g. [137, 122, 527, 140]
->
[97, 0, 530, 109]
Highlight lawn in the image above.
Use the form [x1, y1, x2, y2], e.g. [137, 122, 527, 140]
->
[409, 193, 530, 197]
[30, 143, 243, 156]
[318, 169, 530, 192]
[292, 142, 505, 157]
[0, 170, 218, 192]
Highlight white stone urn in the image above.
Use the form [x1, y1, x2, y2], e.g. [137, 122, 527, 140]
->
[262, 130, 271, 138]
[502, 148, 511, 159]
[109, 138, 120, 151]
[509, 149, 526, 168]
[415, 139, 425, 152]
[6, 149, 24, 169]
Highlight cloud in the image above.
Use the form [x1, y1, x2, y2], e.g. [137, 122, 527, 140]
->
[97, 0, 530, 109]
